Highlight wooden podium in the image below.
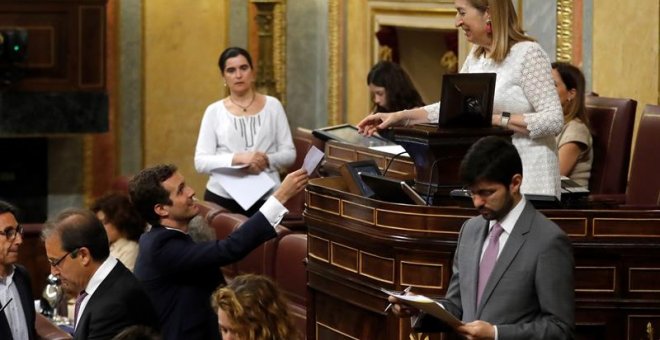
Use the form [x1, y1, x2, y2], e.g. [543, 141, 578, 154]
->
[304, 176, 660, 340]
[391, 124, 512, 203]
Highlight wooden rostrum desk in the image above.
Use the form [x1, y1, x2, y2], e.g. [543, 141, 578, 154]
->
[305, 139, 660, 340]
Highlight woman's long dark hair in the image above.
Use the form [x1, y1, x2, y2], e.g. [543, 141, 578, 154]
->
[551, 62, 589, 129]
[367, 61, 424, 112]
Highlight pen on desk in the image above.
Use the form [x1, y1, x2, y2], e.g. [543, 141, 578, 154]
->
[383, 286, 412, 313]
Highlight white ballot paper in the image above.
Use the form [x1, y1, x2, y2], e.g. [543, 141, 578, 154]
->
[302, 146, 324, 174]
[380, 287, 463, 329]
[369, 144, 409, 157]
[216, 170, 275, 211]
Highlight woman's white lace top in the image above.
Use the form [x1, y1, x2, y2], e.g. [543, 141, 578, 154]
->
[424, 41, 563, 198]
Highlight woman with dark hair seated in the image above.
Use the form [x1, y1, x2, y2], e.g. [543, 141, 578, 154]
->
[367, 60, 425, 140]
[91, 193, 146, 271]
[551, 61, 593, 188]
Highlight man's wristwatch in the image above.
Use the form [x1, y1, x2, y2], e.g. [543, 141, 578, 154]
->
[500, 111, 511, 128]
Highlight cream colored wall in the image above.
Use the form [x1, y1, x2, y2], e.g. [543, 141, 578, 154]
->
[345, 1, 371, 124]
[143, 0, 228, 194]
[593, 0, 659, 131]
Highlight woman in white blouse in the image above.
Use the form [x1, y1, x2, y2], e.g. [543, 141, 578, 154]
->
[357, 0, 563, 199]
[195, 47, 296, 216]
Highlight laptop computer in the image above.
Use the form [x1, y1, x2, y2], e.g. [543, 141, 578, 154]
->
[438, 73, 496, 128]
[359, 172, 427, 206]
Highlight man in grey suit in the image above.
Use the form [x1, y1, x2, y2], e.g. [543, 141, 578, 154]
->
[389, 136, 574, 339]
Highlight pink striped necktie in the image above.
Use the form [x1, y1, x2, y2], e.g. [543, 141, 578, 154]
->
[74, 290, 88, 328]
[477, 223, 504, 306]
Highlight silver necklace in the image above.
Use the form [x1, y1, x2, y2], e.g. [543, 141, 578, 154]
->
[229, 92, 256, 112]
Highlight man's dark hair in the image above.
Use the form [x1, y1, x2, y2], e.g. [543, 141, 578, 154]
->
[91, 193, 146, 242]
[459, 136, 522, 187]
[128, 164, 177, 225]
[0, 200, 18, 218]
[41, 209, 110, 262]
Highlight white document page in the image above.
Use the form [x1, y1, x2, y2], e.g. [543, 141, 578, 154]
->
[369, 145, 409, 157]
[302, 146, 324, 174]
[217, 170, 275, 211]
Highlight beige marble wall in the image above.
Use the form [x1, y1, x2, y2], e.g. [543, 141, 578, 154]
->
[143, 0, 228, 194]
[593, 0, 659, 129]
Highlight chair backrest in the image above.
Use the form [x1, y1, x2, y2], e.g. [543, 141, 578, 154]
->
[585, 96, 637, 194]
[625, 105, 660, 206]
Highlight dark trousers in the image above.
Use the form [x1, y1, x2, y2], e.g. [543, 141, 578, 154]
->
[204, 190, 266, 217]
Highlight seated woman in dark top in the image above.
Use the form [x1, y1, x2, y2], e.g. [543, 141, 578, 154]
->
[367, 61, 425, 140]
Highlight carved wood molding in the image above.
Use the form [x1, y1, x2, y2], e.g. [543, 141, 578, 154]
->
[556, 0, 573, 63]
[251, 0, 286, 103]
[327, 0, 344, 125]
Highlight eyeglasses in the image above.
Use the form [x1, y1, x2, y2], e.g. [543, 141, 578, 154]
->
[47, 248, 80, 268]
[0, 225, 23, 240]
[462, 186, 497, 199]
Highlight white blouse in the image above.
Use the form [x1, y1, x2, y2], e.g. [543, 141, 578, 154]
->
[195, 95, 296, 199]
[424, 41, 563, 198]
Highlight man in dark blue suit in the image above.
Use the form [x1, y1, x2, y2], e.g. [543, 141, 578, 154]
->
[42, 208, 160, 339]
[0, 200, 36, 340]
[129, 164, 308, 340]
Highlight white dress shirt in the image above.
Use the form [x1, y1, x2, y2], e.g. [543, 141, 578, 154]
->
[74, 257, 118, 329]
[0, 265, 29, 340]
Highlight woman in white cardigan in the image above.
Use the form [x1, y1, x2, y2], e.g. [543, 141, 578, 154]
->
[195, 47, 295, 216]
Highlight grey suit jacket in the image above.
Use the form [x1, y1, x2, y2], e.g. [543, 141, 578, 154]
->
[416, 202, 575, 339]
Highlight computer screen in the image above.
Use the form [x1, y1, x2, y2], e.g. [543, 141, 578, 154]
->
[313, 124, 395, 147]
[438, 73, 496, 128]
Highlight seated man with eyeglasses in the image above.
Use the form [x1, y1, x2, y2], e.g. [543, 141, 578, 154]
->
[0, 200, 35, 340]
[41, 208, 160, 339]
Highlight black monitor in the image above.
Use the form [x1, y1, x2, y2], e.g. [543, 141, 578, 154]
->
[359, 173, 427, 205]
[313, 124, 395, 147]
[438, 73, 496, 128]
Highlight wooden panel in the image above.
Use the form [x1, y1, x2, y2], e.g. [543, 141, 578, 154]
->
[552, 217, 589, 237]
[400, 260, 445, 289]
[627, 315, 660, 340]
[593, 218, 660, 238]
[331, 242, 359, 273]
[308, 235, 330, 262]
[360, 251, 394, 283]
[18, 224, 50, 299]
[327, 143, 358, 162]
[314, 292, 389, 340]
[575, 266, 616, 292]
[23, 27, 55, 68]
[316, 322, 360, 340]
[342, 200, 375, 224]
[629, 268, 660, 293]
[78, 5, 104, 87]
[0, 0, 106, 91]
[376, 209, 466, 235]
[308, 192, 340, 215]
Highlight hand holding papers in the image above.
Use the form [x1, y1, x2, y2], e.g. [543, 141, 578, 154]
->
[302, 146, 324, 174]
[380, 287, 463, 329]
[216, 170, 275, 211]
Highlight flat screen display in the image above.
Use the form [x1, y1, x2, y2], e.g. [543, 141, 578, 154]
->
[313, 124, 395, 147]
[438, 73, 496, 128]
